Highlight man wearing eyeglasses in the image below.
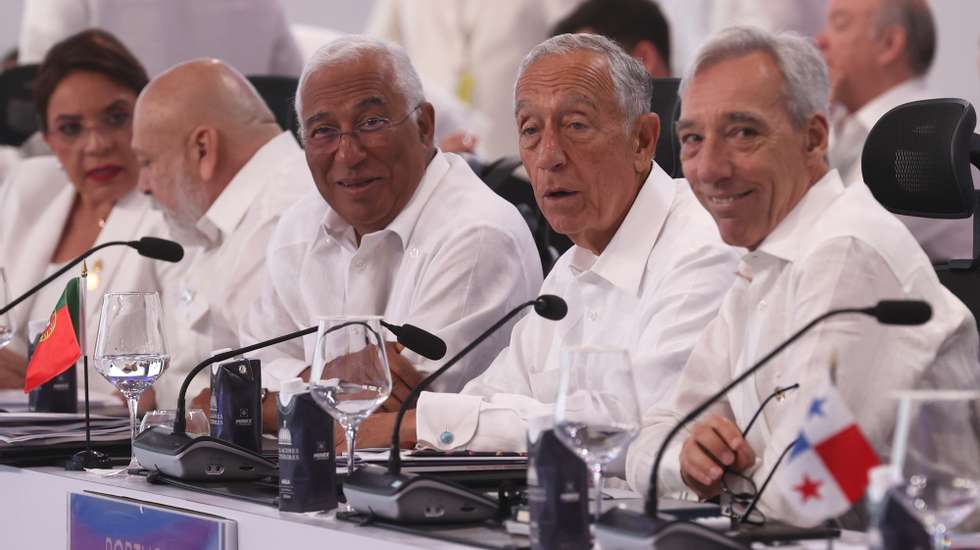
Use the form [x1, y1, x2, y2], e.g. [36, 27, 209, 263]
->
[625, 26, 979, 527]
[239, 36, 543, 421]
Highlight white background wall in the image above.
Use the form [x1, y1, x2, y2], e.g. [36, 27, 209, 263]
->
[1, 0, 978, 110]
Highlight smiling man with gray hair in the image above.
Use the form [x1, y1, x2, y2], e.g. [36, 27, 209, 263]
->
[239, 36, 542, 429]
[351, 33, 739, 454]
[626, 26, 978, 527]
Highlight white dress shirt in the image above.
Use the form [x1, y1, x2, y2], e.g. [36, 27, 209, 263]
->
[240, 151, 543, 392]
[626, 169, 979, 527]
[367, 0, 580, 159]
[19, 0, 303, 77]
[0, 156, 176, 399]
[154, 132, 310, 408]
[416, 164, 741, 453]
[828, 78, 972, 263]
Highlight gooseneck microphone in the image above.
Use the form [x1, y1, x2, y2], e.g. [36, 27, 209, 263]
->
[595, 300, 931, 550]
[381, 320, 447, 362]
[0, 237, 185, 315]
[343, 295, 567, 524]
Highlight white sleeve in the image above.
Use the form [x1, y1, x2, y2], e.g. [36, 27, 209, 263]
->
[18, 0, 89, 64]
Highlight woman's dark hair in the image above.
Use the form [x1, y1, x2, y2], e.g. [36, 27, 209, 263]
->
[34, 28, 149, 132]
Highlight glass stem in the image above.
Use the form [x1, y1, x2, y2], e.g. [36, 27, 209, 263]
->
[346, 424, 358, 476]
[126, 395, 140, 470]
[934, 526, 950, 550]
[591, 462, 604, 525]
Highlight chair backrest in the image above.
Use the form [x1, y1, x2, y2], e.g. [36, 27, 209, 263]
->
[476, 156, 573, 276]
[651, 77, 682, 178]
[0, 64, 41, 147]
[246, 75, 300, 142]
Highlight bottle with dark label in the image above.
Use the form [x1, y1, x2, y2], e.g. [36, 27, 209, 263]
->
[210, 355, 262, 452]
[278, 378, 337, 513]
[527, 415, 590, 550]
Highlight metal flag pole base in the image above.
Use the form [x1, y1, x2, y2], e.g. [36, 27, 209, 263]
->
[65, 353, 111, 470]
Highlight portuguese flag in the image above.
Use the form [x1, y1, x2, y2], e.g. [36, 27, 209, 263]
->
[23, 278, 82, 393]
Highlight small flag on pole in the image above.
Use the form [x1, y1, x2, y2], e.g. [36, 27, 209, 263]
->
[778, 382, 880, 521]
[23, 278, 82, 393]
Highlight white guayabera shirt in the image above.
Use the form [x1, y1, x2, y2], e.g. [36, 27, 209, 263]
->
[240, 151, 543, 393]
[416, 163, 741, 456]
[626, 169, 980, 528]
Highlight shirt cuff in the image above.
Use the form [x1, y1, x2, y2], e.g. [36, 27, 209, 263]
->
[627, 438, 686, 497]
[416, 391, 483, 450]
[260, 358, 310, 391]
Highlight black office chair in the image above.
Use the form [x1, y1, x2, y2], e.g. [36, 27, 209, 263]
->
[0, 64, 40, 147]
[862, 98, 980, 327]
[651, 77, 683, 178]
[246, 75, 300, 143]
[476, 157, 573, 275]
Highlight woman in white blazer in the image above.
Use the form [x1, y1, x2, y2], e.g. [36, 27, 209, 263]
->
[0, 30, 173, 401]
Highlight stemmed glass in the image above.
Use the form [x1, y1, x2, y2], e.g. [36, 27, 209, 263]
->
[554, 346, 641, 525]
[0, 268, 15, 349]
[309, 315, 392, 480]
[892, 390, 980, 549]
[94, 292, 170, 471]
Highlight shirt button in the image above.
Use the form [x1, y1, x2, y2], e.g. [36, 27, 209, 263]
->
[439, 431, 454, 445]
[409, 247, 421, 258]
[758, 299, 768, 310]
[354, 260, 366, 270]
[180, 288, 195, 304]
[588, 310, 599, 321]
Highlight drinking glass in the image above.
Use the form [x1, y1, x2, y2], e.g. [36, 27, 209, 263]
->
[892, 390, 980, 549]
[0, 268, 14, 349]
[309, 316, 391, 479]
[94, 292, 170, 471]
[554, 346, 641, 525]
[139, 409, 209, 438]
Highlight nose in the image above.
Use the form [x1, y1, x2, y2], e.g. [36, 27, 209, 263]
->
[334, 132, 367, 168]
[690, 135, 733, 187]
[83, 127, 112, 155]
[536, 126, 567, 172]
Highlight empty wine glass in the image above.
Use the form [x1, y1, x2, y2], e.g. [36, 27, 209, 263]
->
[309, 315, 391, 480]
[554, 346, 641, 525]
[94, 292, 170, 472]
[139, 409, 209, 438]
[0, 268, 14, 349]
[892, 390, 980, 549]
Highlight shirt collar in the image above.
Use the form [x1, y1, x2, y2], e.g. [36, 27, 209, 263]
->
[567, 163, 676, 297]
[853, 78, 927, 132]
[198, 131, 296, 244]
[754, 169, 845, 262]
[322, 150, 450, 250]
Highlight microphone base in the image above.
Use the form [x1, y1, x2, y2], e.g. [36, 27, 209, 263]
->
[344, 464, 499, 524]
[595, 507, 749, 550]
[65, 449, 113, 471]
[132, 426, 276, 481]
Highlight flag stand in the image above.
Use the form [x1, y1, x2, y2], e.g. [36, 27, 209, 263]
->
[66, 261, 110, 470]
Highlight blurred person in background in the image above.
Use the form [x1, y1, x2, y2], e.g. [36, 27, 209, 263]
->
[0, 30, 173, 407]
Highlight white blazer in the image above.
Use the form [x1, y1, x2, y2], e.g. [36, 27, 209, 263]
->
[0, 156, 175, 396]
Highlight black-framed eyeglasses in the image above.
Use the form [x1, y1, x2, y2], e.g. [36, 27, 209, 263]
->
[305, 104, 421, 153]
[719, 383, 800, 527]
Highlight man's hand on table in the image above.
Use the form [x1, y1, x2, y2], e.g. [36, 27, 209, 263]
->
[0, 349, 27, 389]
[678, 414, 756, 500]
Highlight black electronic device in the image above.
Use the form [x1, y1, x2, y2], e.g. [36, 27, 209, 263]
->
[134, 320, 445, 480]
[594, 300, 932, 549]
[344, 295, 568, 524]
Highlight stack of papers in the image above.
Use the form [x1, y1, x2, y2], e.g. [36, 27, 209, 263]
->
[0, 412, 130, 448]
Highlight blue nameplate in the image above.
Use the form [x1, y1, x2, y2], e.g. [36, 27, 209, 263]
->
[69, 492, 237, 550]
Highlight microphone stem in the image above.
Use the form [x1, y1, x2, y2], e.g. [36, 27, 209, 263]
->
[644, 307, 866, 517]
[0, 241, 130, 315]
[388, 299, 539, 474]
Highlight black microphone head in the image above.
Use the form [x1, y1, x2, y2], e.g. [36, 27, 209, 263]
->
[394, 323, 447, 361]
[870, 300, 932, 325]
[534, 294, 567, 321]
[134, 237, 184, 262]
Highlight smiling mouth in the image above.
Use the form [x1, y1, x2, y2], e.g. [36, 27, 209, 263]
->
[707, 190, 752, 206]
[337, 177, 380, 189]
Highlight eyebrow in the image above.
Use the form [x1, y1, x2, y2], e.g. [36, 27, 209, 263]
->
[52, 98, 132, 123]
[304, 96, 389, 128]
[514, 93, 600, 118]
[676, 111, 767, 132]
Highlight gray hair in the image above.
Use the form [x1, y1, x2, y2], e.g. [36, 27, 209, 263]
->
[876, 0, 935, 76]
[294, 35, 424, 138]
[515, 33, 653, 131]
[680, 26, 829, 128]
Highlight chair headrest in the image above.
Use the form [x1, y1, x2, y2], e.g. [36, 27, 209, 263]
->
[862, 98, 978, 219]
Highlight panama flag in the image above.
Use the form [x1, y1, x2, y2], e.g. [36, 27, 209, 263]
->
[778, 383, 880, 521]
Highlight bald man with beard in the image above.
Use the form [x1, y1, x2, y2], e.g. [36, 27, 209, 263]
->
[132, 59, 311, 409]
